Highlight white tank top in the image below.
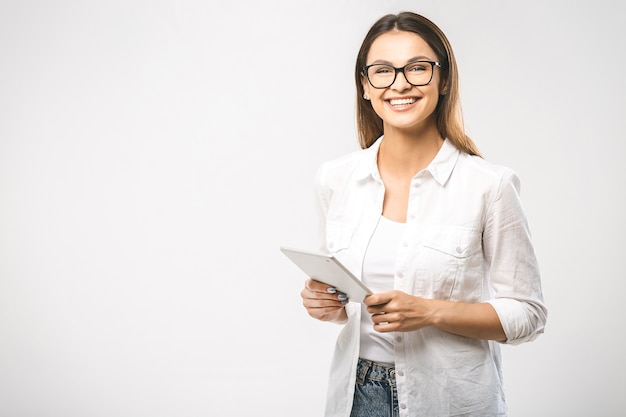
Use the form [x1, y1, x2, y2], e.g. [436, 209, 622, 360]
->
[359, 215, 406, 363]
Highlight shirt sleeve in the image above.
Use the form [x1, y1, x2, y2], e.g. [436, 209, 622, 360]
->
[483, 169, 547, 345]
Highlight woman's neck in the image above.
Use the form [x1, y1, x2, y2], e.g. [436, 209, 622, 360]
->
[378, 123, 444, 179]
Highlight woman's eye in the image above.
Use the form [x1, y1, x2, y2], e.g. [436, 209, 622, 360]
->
[374, 66, 393, 74]
[407, 64, 427, 72]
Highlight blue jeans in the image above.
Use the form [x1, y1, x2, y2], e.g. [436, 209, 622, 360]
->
[350, 358, 398, 417]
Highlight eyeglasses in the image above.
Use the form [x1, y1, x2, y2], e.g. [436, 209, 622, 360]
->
[363, 61, 441, 89]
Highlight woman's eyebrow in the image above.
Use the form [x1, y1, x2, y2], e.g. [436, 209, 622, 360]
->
[368, 55, 434, 65]
[369, 59, 394, 65]
[407, 55, 435, 63]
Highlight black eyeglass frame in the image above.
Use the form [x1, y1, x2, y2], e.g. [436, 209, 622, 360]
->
[362, 61, 442, 89]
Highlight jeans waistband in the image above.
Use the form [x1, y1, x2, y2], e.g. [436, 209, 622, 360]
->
[356, 358, 396, 385]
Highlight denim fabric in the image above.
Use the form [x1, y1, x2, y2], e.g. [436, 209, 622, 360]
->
[350, 358, 398, 417]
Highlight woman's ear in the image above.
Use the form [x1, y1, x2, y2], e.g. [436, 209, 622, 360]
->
[439, 78, 448, 95]
[439, 73, 448, 96]
[362, 75, 371, 100]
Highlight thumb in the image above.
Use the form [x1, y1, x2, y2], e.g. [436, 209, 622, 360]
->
[364, 292, 392, 307]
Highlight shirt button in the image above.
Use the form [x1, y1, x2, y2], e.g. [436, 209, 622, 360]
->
[400, 403, 407, 410]
[397, 271, 404, 278]
[403, 241, 408, 247]
[395, 336, 402, 343]
[397, 370, 404, 377]
[456, 246, 462, 254]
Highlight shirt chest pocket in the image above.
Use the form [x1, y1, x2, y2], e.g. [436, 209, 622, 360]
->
[325, 221, 356, 253]
[415, 226, 483, 301]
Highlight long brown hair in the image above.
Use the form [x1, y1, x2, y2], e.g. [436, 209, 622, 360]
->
[355, 12, 481, 156]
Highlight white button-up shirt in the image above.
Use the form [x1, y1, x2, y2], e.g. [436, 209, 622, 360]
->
[316, 138, 547, 417]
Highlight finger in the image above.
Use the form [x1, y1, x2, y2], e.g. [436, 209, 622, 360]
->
[305, 278, 330, 292]
[370, 311, 390, 324]
[364, 292, 392, 307]
[372, 321, 396, 333]
[366, 301, 391, 314]
[304, 279, 348, 301]
[370, 311, 398, 331]
[302, 288, 348, 303]
[303, 297, 346, 309]
[302, 284, 349, 305]
[306, 278, 341, 294]
[302, 290, 346, 305]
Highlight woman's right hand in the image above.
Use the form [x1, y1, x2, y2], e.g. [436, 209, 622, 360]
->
[301, 279, 349, 323]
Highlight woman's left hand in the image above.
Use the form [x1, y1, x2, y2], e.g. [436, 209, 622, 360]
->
[364, 290, 435, 333]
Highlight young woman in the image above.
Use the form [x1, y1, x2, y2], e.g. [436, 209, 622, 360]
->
[300, 12, 547, 417]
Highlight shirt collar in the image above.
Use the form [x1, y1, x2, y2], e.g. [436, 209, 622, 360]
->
[354, 137, 461, 186]
[354, 137, 383, 182]
[427, 139, 460, 186]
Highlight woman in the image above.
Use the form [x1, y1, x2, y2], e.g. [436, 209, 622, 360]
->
[300, 12, 547, 417]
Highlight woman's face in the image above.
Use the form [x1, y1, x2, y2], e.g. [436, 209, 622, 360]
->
[362, 30, 443, 135]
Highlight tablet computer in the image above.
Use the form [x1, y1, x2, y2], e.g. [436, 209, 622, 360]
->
[280, 246, 372, 303]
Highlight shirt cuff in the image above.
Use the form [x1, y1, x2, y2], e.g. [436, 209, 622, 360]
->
[487, 298, 546, 345]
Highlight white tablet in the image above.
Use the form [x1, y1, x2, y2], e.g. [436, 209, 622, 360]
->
[280, 246, 372, 303]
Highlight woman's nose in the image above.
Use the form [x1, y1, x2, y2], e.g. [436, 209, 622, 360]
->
[391, 69, 411, 91]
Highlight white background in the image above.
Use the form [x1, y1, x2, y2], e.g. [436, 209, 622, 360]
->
[1, 1, 624, 416]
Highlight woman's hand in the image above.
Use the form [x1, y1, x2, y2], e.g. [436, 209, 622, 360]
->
[364, 290, 507, 341]
[301, 279, 348, 324]
[365, 290, 435, 332]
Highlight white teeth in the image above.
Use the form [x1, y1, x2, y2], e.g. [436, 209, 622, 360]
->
[389, 98, 416, 106]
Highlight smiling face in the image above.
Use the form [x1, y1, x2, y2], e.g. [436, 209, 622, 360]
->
[362, 30, 443, 136]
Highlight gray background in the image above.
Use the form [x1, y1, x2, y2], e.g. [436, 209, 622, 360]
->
[1, 1, 624, 416]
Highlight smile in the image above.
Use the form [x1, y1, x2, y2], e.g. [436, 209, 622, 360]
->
[388, 97, 417, 107]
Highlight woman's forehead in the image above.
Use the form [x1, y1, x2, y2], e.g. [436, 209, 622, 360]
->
[367, 30, 437, 64]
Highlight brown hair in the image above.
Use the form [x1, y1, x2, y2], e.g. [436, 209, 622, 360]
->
[355, 12, 481, 156]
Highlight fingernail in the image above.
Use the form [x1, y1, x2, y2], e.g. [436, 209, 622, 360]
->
[327, 287, 337, 294]
[338, 293, 347, 301]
